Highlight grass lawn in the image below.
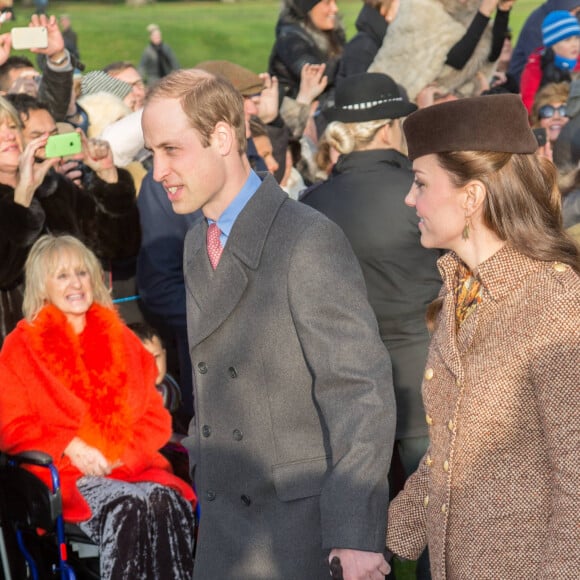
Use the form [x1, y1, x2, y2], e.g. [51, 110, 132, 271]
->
[6, 0, 543, 74]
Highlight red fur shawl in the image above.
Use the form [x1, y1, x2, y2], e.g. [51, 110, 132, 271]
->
[0, 303, 194, 522]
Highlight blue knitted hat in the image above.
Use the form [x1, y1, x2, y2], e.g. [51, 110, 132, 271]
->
[542, 10, 580, 47]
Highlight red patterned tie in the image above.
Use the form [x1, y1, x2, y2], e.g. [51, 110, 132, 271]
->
[207, 223, 223, 270]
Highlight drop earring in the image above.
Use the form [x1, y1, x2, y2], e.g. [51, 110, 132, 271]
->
[462, 215, 471, 240]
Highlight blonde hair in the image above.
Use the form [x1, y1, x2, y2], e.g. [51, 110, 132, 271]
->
[23, 234, 113, 321]
[146, 68, 246, 155]
[0, 95, 22, 129]
[324, 118, 392, 155]
[530, 82, 570, 127]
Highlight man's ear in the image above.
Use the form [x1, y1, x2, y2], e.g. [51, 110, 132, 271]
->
[213, 121, 234, 156]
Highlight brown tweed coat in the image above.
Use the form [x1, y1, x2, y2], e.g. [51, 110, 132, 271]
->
[386, 245, 580, 579]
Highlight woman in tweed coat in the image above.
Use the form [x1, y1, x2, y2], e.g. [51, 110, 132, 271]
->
[386, 94, 580, 579]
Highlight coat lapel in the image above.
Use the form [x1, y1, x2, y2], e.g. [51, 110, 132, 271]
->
[184, 175, 287, 347]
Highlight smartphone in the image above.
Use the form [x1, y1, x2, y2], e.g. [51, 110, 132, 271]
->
[11, 27, 48, 50]
[532, 127, 547, 148]
[45, 132, 82, 158]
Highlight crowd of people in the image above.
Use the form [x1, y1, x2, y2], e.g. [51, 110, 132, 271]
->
[0, 1, 578, 579]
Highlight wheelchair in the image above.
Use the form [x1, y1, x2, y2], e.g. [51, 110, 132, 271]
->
[0, 451, 99, 580]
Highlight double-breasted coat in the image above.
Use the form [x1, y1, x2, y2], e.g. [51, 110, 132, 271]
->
[386, 246, 580, 579]
[182, 175, 396, 579]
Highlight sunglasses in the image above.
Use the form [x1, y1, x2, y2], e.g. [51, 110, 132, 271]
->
[538, 104, 568, 119]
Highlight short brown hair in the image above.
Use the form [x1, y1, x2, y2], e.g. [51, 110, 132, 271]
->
[23, 234, 113, 321]
[146, 68, 246, 154]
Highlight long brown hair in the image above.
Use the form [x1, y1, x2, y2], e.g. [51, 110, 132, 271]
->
[426, 150, 579, 330]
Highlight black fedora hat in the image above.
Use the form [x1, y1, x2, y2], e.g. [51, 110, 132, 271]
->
[326, 73, 417, 123]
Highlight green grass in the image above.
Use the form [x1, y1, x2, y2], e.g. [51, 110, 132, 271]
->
[6, 0, 543, 74]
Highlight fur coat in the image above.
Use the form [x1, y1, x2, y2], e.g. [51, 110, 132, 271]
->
[0, 168, 140, 348]
[369, 0, 495, 100]
[0, 303, 195, 522]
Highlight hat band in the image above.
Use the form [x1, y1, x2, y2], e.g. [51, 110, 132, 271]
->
[338, 96, 404, 111]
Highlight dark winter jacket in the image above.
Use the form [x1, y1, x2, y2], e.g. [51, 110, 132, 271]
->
[268, 15, 345, 108]
[336, 4, 388, 84]
[302, 149, 442, 438]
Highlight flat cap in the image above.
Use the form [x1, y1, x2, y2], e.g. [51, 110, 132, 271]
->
[195, 60, 263, 97]
[403, 94, 538, 161]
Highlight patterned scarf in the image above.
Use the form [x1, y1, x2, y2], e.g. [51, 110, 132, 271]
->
[454, 261, 482, 331]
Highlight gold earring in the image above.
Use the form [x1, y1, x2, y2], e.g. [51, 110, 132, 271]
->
[462, 215, 471, 240]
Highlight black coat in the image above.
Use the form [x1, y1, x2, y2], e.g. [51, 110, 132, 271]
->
[0, 168, 139, 347]
[302, 149, 442, 438]
[268, 17, 344, 108]
[336, 4, 388, 84]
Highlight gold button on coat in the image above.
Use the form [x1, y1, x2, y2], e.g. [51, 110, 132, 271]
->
[426, 414, 433, 425]
[425, 455, 433, 467]
[448, 419, 454, 431]
[441, 503, 447, 514]
[553, 262, 567, 272]
[443, 460, 449, 472]
[423, 495, 429, 508]
[425, 368, 434, 380]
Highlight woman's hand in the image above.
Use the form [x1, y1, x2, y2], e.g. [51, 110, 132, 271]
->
[13, 135, 58, 208]
[296, 63, 328, 106]
[82, 134, 118, 184]
[64, 436, 113, 477]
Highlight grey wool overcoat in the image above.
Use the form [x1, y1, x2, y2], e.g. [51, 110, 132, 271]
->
[182, 175, 396, 579]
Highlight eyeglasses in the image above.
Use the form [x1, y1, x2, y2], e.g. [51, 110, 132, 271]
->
[538, 104, 568, 119]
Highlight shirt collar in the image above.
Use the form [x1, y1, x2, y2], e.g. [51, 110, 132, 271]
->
[207, 170, 262, 245]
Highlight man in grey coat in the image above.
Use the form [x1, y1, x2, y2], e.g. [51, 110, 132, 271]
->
[142, 68, 396, 579]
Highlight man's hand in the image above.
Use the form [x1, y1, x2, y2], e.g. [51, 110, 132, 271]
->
[328, 549, 390, 580]
[29, 13, 65, 59]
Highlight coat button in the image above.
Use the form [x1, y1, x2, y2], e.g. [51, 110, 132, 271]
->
[448, 419, 454, 431]
[424, 368, 434, 380]
[553, 262, 567, 272]
[206, 490, 216, 501]
[423, 495, 429, 508]
[455, 378, 462, 388]
[441, 503, 447, 514]
[240, 494, 251, 506]
[425, 414, 433, 425]
[197, 362, 208, 374]
[233, 429, 243, 441]
[202, 425, 211, 437]
[443, 460, 449, 472]
[425, 455, 433, 467]
[228, 366, 238, 378]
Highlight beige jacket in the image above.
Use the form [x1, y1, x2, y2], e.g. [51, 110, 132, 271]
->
[369, 0, 494, 100]
[387, 245, 580, 579]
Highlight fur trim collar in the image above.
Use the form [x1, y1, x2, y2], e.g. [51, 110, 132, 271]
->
[24, 304, 132, 461]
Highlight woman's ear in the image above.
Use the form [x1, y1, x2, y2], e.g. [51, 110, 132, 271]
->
[463, 180, 486, 215]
